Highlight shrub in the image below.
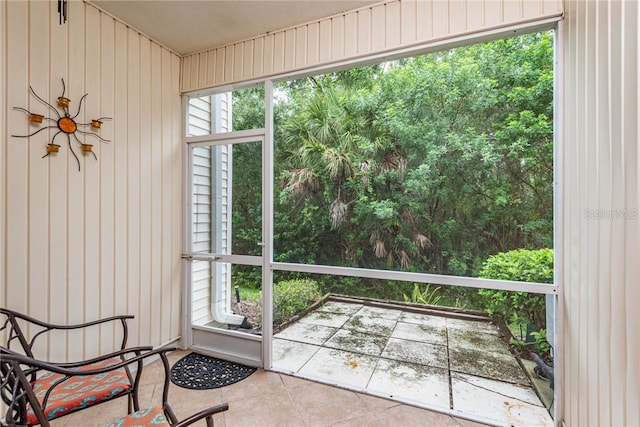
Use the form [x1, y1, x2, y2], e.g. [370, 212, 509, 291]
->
[272, 279, 322, 323]
[403, 284, 442, 306]
[478, 248, 553, 332]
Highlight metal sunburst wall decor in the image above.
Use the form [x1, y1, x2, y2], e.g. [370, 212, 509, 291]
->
[12, 78, 111, 171]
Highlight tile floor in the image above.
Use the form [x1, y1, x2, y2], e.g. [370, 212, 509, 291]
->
[49, 349, 489, 427]
[272, 299, 553, 427]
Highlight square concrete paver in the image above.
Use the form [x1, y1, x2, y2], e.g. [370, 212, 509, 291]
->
[299, 310, 352, 328]
[448, 328, 510, 354]
[355, 305, 403, 321]
[317, 301, 363, 315]
[298, 347, 378, 388]
[449, 347, 530, 384]
[391, 320, 447, 345]
[275, 322, 337, 345]
[272, 298, 550, 427]
[324, 328, 388, 356]
[272, 338, 320, 373]
[343, 314, 396, 337]
[452, 373, 552, 426]
[368, 358, 450, 408]
[381, 337, 448, 369]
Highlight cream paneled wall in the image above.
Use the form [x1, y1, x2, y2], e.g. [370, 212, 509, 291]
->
[181, 0, 563, 92]
[1, 0, 183, 360]
[562, 1, 640, 425]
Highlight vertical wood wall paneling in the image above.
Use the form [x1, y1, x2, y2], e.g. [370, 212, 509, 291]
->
[331, 16, 344, 60]
[284, 29, 296, 71]
[113, 21, 129, 323]
[180, 0, 563, 93]
[0, 0, 6, 313]
[27, 0, 50, 356]
[149, 42, 163, 346]
[295, 26, 307, 68]
[99, 11, 116, 354]
[563, 0, 640, 425]
[138, 36, 152, 347]
[344, 13, 358, 58]
[67, 0, 86, 356]
[399, 0, 417, 46]
[385, 1, 401, 47]
[233, 42, 244, 82]
[432, 0, 449, 37]
[3, 0, 182, 360]
[307, 23, 320, 66]
[84, 3, 102, 359]
[0, 2, 9, 314]
[171, 53, 182, 340]
[126, 27, 141, 346]
[371, 4, 386, 51]
[622, 0, 640, 422]
[6, 0, 29, 332]
[48, 1, 69, 362]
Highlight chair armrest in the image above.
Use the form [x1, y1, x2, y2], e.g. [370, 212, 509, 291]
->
[165, 402, 229, 427]
[0, 308, 135, 356]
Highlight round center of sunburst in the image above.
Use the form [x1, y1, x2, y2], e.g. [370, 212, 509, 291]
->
[58, 117, 77, 134]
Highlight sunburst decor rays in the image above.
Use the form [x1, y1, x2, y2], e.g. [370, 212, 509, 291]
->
[12, 78, 111, 171]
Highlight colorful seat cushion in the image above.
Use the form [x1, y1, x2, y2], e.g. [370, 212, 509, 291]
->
[27, 357, 132, 425]
[103, 406, 170, 427]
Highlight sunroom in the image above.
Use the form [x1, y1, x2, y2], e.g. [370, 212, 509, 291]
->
[1, 1, 638, 427]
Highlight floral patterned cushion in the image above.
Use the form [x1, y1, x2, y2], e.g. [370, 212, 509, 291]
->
[103, 406, 170, 427]
[26, 357, 132, 425]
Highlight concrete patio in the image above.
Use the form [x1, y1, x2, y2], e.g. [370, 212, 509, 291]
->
[273, 298, 553, 427]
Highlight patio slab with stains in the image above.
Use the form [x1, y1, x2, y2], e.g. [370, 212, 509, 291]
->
[273, 297, 553, 427]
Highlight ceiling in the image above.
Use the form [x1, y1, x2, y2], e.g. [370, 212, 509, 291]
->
[90, 0, 380, 56]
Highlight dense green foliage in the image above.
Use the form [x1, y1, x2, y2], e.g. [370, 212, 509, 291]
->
[230, 32, 554, 304]
[269, 279, 322, 323]
[478, 248, 553, 329]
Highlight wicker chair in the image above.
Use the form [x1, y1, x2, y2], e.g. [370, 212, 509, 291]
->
[0, 348, 229, 427]
[0, 308, 146, 422]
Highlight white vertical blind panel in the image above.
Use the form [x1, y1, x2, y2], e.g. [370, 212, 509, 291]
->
[563, 0, 640, 425]
[2, 0, 183, 360]
[181, 0, 563, 93]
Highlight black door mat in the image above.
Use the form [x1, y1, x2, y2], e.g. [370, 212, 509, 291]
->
[170, 352, 257, 390]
